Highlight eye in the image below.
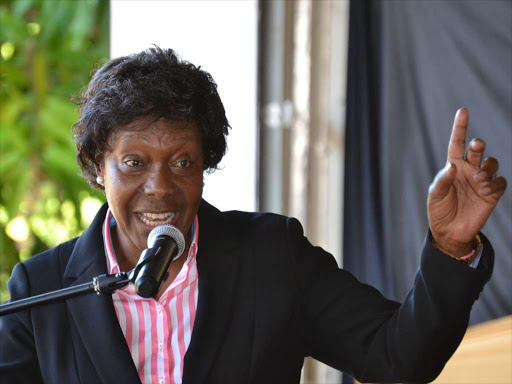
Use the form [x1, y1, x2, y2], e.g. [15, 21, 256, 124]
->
[124, 159, 142, 167]
[176, 160, 191, 168]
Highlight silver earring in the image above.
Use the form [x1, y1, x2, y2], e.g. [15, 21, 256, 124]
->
[96, 176, 104, 185]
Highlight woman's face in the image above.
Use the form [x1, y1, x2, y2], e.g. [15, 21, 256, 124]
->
[97, 118, 204, 263]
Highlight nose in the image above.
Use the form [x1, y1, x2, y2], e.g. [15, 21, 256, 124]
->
[143, 165, 176, 199]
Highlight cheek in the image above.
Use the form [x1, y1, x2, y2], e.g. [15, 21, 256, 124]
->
[104, 166, 140, 215]
[106, 161, 142, 190]
[187, 174, 204, 200]
[181, 175, 203, 217]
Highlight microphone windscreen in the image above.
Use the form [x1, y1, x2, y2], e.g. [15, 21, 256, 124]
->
[147, 225, 186, 259]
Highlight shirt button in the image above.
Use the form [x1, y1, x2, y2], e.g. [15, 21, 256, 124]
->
[159, 378, 164, 384]
[158, 342, 163, 349]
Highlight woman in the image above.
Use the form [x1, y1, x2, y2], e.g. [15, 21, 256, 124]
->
[0, 47, 507, 384]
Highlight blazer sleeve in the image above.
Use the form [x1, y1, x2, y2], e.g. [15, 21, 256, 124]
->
[287, 217, 493, 383]
[0, 262, 44, 384]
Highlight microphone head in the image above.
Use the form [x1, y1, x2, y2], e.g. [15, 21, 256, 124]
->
[147, 225, 186, 260]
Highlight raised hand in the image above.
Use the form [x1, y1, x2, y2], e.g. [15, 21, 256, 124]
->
[427, 108, 507, 257]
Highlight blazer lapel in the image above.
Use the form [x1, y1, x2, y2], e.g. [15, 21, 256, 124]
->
[64, 204, 140, 384]
[182, 200, 242, 383]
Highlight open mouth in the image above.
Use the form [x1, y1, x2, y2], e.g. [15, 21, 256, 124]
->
[137, 212, 176, 227]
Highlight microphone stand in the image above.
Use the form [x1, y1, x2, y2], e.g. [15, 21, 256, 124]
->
[0, 273, 130, 316]
[0, 255, 155, 317]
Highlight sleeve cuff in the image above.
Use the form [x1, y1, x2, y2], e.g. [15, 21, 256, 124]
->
[470, 244, 484, 269]
[420, 231, 494, 304]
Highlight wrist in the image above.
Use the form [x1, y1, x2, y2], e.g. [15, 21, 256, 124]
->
[433, 236, 475, 257]
[432, 233, 482, 264]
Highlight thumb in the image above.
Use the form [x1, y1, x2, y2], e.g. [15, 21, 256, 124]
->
[429, 162, 457, 200]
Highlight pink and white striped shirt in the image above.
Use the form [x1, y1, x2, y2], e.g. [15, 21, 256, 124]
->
[102, 209, 199, 384]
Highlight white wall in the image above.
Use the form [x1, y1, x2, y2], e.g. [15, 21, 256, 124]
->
[111, 0, 258, 212]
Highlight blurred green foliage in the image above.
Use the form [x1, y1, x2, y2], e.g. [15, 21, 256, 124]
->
[0, 0, 109, 301]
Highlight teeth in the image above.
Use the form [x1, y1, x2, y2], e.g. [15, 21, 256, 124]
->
[138, 212, 175, 226]
[145, 212, 172, 219]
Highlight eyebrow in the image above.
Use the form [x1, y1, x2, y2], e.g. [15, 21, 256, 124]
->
[118, 133, 197, 145]
[119, 134, 150, 143]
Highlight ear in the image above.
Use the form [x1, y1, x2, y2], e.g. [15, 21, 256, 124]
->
[95, 158, 105, 188]
[94, 155, 104, 176]
[96, 165, 104, 178]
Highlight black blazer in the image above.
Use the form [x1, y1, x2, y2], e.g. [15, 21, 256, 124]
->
[0, 200, 493, 383]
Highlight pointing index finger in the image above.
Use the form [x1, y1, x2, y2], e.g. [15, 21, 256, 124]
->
[448, 108, 469, 160]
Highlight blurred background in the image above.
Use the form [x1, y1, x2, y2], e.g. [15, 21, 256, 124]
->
[0, 1, 510, 383]
[0, 0, 109, 300]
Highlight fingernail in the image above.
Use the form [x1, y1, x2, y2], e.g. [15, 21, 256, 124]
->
[482, 187, 491, 195]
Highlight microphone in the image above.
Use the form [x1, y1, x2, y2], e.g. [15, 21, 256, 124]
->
[134, 225, 186, 298]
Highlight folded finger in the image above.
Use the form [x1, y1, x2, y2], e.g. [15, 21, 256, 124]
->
[474, 157, 499, 181]
[466, 138, 485, 167]
[481, 176, 507, 198]
[448, 108, 469, 160]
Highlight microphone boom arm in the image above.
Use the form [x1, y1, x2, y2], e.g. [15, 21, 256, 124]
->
[0, 272, 131, 317]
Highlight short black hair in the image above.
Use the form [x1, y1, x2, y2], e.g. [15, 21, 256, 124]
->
[73, 47, 230, 189]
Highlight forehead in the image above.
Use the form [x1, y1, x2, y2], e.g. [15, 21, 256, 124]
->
[111, 118, 201, 147]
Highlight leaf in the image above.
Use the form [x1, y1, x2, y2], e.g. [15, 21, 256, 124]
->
[1, 158, 30, 218]
[32, 49, 47, 104]
[0, 92, 30, 124]
[0, 7, 28, 43]
[0, 61, 29, 89]
[11, 0, 37, 19]
[41, 145, 81, 179]
[0, 121, 31, 153]
[38, 95, 78, 146]
[0, 150, 22, 175]
[69, 0, 98, 51]
[39, 0, 73, 44]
